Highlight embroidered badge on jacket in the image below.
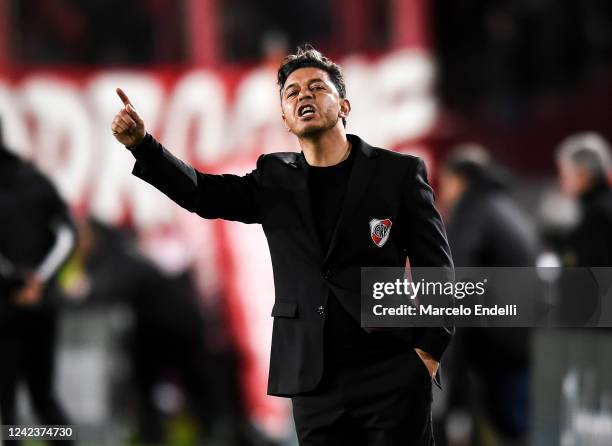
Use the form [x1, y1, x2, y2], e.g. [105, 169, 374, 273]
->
[369, 218, 392, 247]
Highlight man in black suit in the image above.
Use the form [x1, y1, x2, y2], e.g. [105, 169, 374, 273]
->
[111, 45, 453, 446]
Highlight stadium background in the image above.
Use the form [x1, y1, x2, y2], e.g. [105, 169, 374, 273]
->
[1, 1, 612, 445]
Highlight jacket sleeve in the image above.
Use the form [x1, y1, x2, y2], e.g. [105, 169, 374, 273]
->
[402, 157, 455, 362]
[35, 218, 77, 282]
[29, 170, 78, 282]
[130, 134, 263, 224]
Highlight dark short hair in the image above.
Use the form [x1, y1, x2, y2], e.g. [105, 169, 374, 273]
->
[277, 44, 347, 126]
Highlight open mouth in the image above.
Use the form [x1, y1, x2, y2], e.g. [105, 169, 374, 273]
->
[298, 104, 316, 118]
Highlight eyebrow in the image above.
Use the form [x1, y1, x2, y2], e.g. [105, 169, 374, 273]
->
[283, 78, 326, 94]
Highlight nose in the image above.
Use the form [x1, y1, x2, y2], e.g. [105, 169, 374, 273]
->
[297, 88, 313, 102]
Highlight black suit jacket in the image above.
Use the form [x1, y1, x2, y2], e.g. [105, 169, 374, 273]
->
[130, 133, 454, 396]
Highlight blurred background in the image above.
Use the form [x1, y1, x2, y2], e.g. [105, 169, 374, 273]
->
[1, 0, 612, 445]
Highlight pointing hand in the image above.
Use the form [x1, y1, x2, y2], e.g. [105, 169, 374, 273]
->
[111, 88, 146, 148]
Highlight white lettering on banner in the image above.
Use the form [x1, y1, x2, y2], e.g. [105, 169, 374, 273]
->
[0, 49, 436, 226]
[0, 82, 30, 156]
[371, 50, 436, 145]
[20, 78, 92, 203]
[344, 51, 436, 145]
[162, 71, 227, 163]
[228, 68, 280, 151]
[86, 72, 176, 228]
[228, 67, 290, 154]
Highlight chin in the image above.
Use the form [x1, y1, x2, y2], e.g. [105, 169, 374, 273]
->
[293, 121, 331, 138]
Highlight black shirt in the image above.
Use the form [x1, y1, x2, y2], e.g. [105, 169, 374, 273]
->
[307, 148, 405, 371]
[307, 149, 355, 251]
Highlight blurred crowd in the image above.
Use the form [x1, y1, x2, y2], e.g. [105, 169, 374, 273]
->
[8, 0, 389, 65]
[433, 0, 612, 115]
[9, 0, 612, 81]
[9, 0, 183, 64]
[434, 132, 612, 446]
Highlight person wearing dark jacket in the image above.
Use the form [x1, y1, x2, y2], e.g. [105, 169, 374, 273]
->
[439, 144, 539, 446]
[557, 132, 612, 267]
[555, 132, 612, 325]
[0, 122, 77, 445]
[110, 46, 454, 446]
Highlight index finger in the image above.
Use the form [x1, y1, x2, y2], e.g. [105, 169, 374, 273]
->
[116, 88, 132, 106]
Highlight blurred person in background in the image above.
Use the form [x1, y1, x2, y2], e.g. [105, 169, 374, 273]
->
[61, 218, 276, 446]
[438, 145, 539, 446]
[111, 45, 453, 446]
[0, 119, 76, 444]
[553, 132, 612, 326]
[556, 132, 612, 267]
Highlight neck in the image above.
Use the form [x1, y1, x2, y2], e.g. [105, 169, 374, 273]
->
[298, 127, 350, 167]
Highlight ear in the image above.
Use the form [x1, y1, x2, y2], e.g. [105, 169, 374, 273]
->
[339, 98, 351, 119]
[281, 112, 290, 131]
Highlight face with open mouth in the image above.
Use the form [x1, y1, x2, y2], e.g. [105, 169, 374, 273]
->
[280, 67, 350, 137]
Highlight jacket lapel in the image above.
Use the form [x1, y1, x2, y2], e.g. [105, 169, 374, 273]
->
[323, 135, 378, 263]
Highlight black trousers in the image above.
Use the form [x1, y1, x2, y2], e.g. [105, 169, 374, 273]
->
[292, 348, 434, 446]
[0, 307, 72, 445]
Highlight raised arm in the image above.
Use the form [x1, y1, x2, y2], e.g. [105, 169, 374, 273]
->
[111, 88, 263, 224]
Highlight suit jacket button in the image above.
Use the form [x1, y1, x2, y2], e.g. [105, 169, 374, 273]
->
[316, 305, 326, 315]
